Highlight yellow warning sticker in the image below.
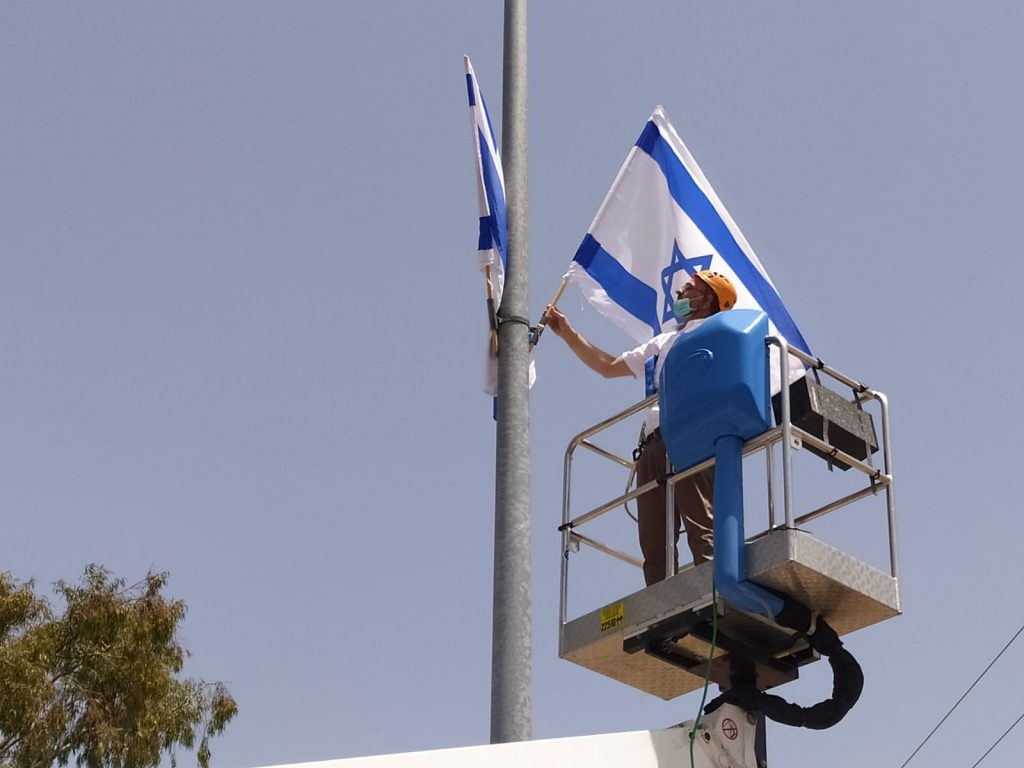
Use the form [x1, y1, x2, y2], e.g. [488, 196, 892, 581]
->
[599, 602, 624, 632]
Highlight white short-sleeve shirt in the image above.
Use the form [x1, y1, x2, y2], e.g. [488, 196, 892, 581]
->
[620, 317, 707, 434]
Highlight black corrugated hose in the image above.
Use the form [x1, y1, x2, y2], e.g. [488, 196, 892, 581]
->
[703, 598, 864, 730]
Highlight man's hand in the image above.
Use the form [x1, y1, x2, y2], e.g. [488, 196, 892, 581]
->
[545, 306, 571, 338]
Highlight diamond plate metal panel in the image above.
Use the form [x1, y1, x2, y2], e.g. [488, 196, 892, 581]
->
[559, 530, 900, 700]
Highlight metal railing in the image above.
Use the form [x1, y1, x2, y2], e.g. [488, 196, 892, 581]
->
[558, 336, 897, 626]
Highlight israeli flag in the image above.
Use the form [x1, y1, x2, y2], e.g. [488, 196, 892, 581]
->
[464, 56, 534, 397]
[465, 55, 506, 303]
[567, 106, 809, 392]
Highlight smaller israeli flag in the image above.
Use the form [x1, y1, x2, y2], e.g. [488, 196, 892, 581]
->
[465, 55, 506, 304]
[465, 56, 504, 398]
[567, 106, 809, 392]
[464, 56, 534, 398]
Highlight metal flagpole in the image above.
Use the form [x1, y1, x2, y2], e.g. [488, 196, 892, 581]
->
[491, 0, 531, 744]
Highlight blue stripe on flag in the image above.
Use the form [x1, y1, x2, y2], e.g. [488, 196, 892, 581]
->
[635, 122, 810, 353]
[465, 74, 476, 106]
[635, 121, 660, 156]
[574, 234, 661, 337]
[478, 216, 493, 250]
[478, 128, 507, 265]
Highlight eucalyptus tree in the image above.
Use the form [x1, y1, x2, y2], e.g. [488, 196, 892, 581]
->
[0, 566, 236, 768]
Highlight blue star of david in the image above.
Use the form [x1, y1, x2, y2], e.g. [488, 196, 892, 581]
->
[661, 240, 713, 323]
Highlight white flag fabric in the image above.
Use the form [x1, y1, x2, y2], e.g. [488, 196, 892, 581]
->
[566, 106, 809, 392]
[464, 55, 534, 397]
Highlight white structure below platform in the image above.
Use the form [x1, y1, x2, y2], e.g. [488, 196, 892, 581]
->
[255, 704, 759, 768]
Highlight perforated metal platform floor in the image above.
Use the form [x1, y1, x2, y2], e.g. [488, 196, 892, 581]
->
[559, 529, 901, 700]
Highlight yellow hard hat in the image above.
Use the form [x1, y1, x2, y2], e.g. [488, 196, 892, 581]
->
[694, 270, 737, 311]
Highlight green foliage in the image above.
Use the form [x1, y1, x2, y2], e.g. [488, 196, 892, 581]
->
[0, 567, 237, 768]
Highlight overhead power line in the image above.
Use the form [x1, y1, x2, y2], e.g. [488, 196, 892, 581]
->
[970, 710, 1024, 768]
[900, 622, 1024, 768]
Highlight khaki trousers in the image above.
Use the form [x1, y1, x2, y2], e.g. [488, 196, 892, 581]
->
[636, 431, 714, 586]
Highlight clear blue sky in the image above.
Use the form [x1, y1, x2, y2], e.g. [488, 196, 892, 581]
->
[3, 2, 1023, 767]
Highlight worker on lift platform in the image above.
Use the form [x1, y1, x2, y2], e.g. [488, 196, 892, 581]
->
[547, 269, 737, 585]
[550, 272, 865, 729]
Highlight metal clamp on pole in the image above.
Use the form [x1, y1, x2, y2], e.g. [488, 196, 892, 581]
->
[531, 276, 570, 348]
[496, 312, 537, 344]
[529, 312, 549, 347]
[487, 298, 499, 333]
[497, 312, 532, 328]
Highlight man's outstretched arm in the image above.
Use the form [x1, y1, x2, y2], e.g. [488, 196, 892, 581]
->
[545, 307, 634, 379]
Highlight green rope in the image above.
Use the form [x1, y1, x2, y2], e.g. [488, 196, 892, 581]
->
[689, 582, 719, 768]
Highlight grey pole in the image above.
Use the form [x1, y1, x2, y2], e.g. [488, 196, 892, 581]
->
[491, 0, 531, 744]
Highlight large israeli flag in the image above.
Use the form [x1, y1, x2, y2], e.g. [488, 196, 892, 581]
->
[567, 106, 809, 391]
[464, 56, 534, 397]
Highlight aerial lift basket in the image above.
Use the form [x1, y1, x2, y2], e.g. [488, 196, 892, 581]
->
[557, 331, 899, 699]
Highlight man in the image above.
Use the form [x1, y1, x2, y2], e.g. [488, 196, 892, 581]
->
[546, 270, 737, 585]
